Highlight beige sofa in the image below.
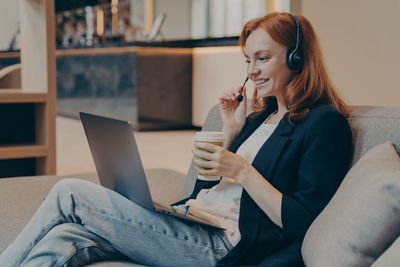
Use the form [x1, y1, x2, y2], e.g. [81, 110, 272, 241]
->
[0, 105, 399, 266]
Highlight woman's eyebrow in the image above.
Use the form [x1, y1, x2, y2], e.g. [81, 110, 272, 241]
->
[254, 50, 272, 56]
[245, 50, 272, 58]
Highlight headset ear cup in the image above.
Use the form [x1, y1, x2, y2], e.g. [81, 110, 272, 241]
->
[287, 49, 304, 71]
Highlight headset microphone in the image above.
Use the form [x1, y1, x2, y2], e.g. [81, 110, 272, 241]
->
[236, 77, 249, 102]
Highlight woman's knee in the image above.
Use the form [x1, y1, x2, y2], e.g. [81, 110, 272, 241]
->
[47, 178, 96, 200]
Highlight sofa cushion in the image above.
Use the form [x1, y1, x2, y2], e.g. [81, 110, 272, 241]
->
[302, 142, 400, 267]
[0, 169, 185, 258]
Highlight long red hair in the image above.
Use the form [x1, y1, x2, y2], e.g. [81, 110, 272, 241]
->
[240, 12, 349, 121]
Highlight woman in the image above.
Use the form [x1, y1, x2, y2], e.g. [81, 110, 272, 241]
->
[0, 12, 352, 267]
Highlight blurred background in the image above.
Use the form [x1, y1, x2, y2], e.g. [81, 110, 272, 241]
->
[0, 0, 399, 177]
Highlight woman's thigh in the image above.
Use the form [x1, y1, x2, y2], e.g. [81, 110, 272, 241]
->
[56, 178, 233, 267]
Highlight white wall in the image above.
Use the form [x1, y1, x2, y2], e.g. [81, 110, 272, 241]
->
[0, 1, 191, 47]
[0, 0, 19, 50]
[191, 0, 208, 38]
[192, 0, 400, 126]
[192, 46, 247, 126]
[300, 0, 400, 107]
[153, 0, 191, 40]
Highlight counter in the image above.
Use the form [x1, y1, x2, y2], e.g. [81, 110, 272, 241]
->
[1, 46, 193, 130]
[0, 37, 239, 130]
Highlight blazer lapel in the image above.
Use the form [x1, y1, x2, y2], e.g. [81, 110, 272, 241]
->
[229, 105, 276, 153]
[230, 103, 296, 183]
[252, 115, 295, 183]
[228, 116, 296, 266]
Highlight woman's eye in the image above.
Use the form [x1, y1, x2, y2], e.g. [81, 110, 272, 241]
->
[244, 56, 269, 63]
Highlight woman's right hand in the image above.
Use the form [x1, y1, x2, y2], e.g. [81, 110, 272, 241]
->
[219, 85, 247, 147]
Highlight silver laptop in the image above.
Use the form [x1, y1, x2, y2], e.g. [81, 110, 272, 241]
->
[79, 112, 224, 230]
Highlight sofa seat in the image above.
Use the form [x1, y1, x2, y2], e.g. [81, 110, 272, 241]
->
[1, 105, 400, 266]
[0, 169, 186, 267]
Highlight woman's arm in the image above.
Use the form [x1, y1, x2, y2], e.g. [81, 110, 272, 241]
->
[280, 109, 352, 241]
[193, 108, 352, 236]
[219, 86, 248, 149]
[193, 142, 284, 227]
[237, 164, 284, 227]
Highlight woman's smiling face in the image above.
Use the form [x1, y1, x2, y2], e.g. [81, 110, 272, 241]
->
[244, 27, 293, 99]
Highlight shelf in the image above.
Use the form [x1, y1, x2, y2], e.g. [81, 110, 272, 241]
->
[0, 1, 56, 178]
[0, 90, 47, 103]
[0, 52, 20, 59]
[0, 144, 47, 160]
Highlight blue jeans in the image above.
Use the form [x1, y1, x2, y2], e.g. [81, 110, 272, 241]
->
[0, 178, 233, 267]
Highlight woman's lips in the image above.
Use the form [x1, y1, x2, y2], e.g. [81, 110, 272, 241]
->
[254, 78, 270, 87]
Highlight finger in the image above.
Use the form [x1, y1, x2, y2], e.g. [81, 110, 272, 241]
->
[195, 165, 207, 175]
[221, 87, 242, 99]
[195, 165, 218, 177]
[234, 86, 243, 97]
[219, 95, 240, 110]
[221, 90, 234, 98]
[229, 92, 237, 100]
[219, 97, 230, 106]
[195, 142, 219, 152]
[194, 142, 223, 157]
[219, 94, 234, 104]
[222, 92, 231, 99]
[193, 157, 216, 169]
[236, 85, 244, 95]
[219, 99, 236, 111]
[237, 86, 244, 95]
[240, 87, 247, 103]
[192, 148, 212, 160]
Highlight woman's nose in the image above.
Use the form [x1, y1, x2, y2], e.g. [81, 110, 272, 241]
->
[247, 63, 260, 78]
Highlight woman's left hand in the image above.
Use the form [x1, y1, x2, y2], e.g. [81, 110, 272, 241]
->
[194, 141, 283, 228]
[192, 142, 250, 182]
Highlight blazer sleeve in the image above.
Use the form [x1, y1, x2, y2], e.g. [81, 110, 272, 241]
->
[281, 108, 353, 241]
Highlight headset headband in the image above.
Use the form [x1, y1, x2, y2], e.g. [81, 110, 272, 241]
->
[287, 13, 301, 51]
[286, 13, 304, 72]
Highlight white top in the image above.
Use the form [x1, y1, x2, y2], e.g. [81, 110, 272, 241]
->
[185, 122, 278, 246]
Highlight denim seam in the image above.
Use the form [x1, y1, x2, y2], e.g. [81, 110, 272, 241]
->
[70, 182, 228, 251]
[56, 241, 117, 267]
[18, 216, 64, 266]
[93, 212, 228, 251]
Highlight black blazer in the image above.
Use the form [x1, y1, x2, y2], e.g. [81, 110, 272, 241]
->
[179, 102, 353, 267]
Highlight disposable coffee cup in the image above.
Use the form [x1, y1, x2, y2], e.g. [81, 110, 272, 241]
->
[194, 131, 225, 181]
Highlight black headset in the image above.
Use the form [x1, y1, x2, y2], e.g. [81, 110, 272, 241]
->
[286, 13, 304, 72]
